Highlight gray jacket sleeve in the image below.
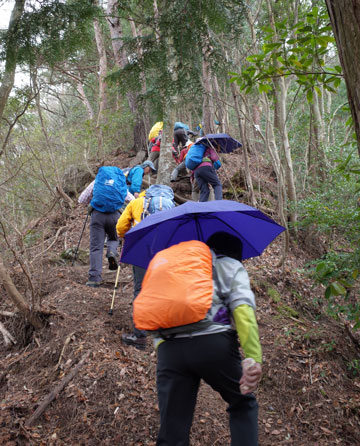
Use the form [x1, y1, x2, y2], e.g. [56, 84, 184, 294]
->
[213, 255, 256, 312]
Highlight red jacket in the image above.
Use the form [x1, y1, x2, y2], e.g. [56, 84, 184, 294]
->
[151, 137, 161, 152]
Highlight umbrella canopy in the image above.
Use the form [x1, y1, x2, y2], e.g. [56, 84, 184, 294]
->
[120, 200, 285, 269]
[196, 133, 242, 153]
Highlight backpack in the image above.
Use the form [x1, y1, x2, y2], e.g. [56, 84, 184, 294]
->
[133, 241, 214, 333]
[185, 143, 207, 170]
[148, 121, 163, 141]
[141, 184, 175, 220]
[90, 166, 127, 213]
[174, 121, 189, 132]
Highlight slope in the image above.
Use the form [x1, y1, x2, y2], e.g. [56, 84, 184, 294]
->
[0, 150, 359, 446]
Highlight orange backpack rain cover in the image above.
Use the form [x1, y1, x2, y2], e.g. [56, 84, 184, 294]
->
[133, 240, 213, 331]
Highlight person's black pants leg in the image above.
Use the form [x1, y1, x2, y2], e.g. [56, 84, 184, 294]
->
[156, 332, 258, 446]
[156, 341, 200, 446]
[197, 332, 258, 446]
[195, 166, 222, 201]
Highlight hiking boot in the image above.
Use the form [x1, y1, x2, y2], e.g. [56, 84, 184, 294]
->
[121, 333, 147, 350]
[86, 281, 101, 288]
[108, 253, 118, 271]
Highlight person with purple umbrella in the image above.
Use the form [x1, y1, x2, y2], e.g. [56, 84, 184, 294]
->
[193, 141, 223, 202]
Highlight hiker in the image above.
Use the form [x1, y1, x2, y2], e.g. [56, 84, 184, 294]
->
[148, 131, 162, 170]
[170, 140, 215, 201]
[78, 166, 134, 288]
[170, 140, 193, 182]
[173, 121, 197, 154]
[192, 142, 222, 202]
[126, 160, 157, 197]
[148, 121, 163, 154]
[134, 232, 262, 446]
[116, 184, 175, 349]
[148, 132, 180, 167]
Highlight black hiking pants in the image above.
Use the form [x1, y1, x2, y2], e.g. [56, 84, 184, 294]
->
[156, 331, 258, 446]
[173, 128, 188, 151]
[194, 165, 222, 202]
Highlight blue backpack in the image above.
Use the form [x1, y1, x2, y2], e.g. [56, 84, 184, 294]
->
[174, 122, 189, 132]
[141, 184, 175, 219]
[185, 143, 207, 170]
[91, 166, 127, 213]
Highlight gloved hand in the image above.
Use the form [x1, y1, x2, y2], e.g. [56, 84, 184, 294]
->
[213, 160, 221, 170]
[240, 358, 262, 394]
[87, 205, 94, 215]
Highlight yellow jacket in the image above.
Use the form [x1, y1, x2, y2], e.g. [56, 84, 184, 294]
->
[116, 196, 145, 238]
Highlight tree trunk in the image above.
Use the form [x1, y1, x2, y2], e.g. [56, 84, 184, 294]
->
[0, 258, 43, 330]
[212, 75, 225, 133]
[325, 0, 360, 157]
[106, 0, 147, 153]
[273, 76, 297, 223]
[202, 38, 215, 135]
[93, 17, 108, 158]
[0, 0, 25, 122]
[157, 106, 176, 185]
[310, 88, 327, 181]
[76, 82, 94, 120]
[230, 82, 256, 206]
[31, 70, 73, 207]
[261, 94, 289, 262]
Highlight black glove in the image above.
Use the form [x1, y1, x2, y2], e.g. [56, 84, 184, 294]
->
[87, 205, 94, 215]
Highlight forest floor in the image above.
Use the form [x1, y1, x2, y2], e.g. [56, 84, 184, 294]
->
[1, 149, 360, 446]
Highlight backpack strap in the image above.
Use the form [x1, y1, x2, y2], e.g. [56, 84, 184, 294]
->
[125, 167, 135, 184]
[141, 197, 152, 220]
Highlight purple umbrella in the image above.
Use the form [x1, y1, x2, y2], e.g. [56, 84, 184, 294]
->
[196, 133, 242, 153]
[120, 200, 285, 269]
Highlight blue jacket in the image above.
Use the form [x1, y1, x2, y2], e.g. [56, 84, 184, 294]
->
[127, 166, 144, 194]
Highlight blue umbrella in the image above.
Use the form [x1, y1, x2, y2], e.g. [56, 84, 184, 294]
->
[196, 133, 242, 153]
[120, 200, 285, 269]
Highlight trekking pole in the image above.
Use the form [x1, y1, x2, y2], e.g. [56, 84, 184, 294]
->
[72, 213, 89, 266]
[109, 264, 121, 315]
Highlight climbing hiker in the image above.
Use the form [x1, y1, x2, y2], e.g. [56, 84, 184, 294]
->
[133, 231, 262, 445]
[116, 184, 175, 349]
[185, 140, 222, 202]
[125, 160, 157, 197]
[148, 129, 180, 166]
[148, 131, 162, 170]
[173, 121, 197, 155]
[78, 166, 134, 288]
[170, 140, 215, 201]
[170, 140, 193, 182]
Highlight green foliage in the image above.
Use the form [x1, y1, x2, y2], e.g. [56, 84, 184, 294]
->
[294, 146, 360, 331]
[347, 359, 360, 377]
[268, 287, 281, 303]
[0, 0, 99, 67]
[229, 5, 341, 100]
[106, 0, 246, 115]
